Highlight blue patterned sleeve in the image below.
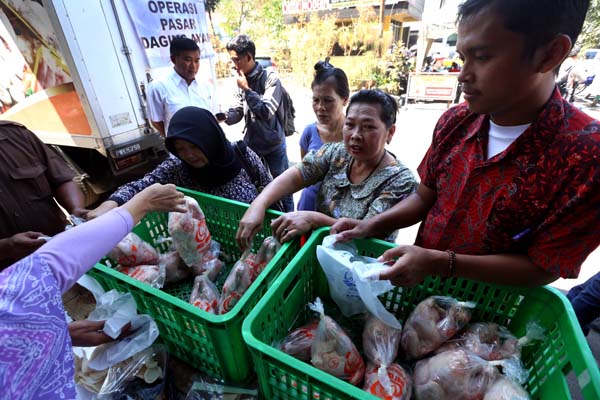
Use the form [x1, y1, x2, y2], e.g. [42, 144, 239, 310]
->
[108, 155, 184, 205]
[365, 166, 418, 219]
[296, 142, 338, 186]
[245, 146, 273, 188]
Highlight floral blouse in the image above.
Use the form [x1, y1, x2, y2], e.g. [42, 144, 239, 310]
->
[108, 145, 272, 205]
[297, 142, 417, 221]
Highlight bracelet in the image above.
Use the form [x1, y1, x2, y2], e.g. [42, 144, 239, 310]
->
[446, 250, 456, 278]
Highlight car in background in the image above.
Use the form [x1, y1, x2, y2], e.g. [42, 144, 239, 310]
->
[256, 56, 277, 74]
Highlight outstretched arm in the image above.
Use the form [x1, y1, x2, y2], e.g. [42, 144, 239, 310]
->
[38, 184, 186, 293]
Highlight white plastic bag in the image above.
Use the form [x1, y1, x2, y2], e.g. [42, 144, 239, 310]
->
[76, 276, 160, 371]
[316, 235, 399, 328]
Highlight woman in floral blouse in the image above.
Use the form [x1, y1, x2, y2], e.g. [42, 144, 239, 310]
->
[87, 107, 273, 218]
[236, 89, 417, 248]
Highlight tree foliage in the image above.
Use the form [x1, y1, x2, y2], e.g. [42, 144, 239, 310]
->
[579, 0, 600, 49]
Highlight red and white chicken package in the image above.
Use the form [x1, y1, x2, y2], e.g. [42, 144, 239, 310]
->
[434, 321, 544, 361]
[362, 314, 411, 400]
[118, 264, 165, 289]
[309, 298, 365, 386]
[189, 274, 220, 314]
[189, 240, 223, 281]
[401, 296, 475, 360]
[217, 260, 253, 314]
[413, 349, 498, 400]
[243, 236, 282, 281]
[108, 232, 159, 267]
[277, 319, 320, 362]
[168, 196, 213, 266]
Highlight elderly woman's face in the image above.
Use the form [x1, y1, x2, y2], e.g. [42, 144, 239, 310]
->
[343, 102, 394, 162]
[173, 139, 208, 168]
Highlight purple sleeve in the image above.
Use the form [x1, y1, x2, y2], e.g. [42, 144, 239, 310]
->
[38, 208, 134, 293]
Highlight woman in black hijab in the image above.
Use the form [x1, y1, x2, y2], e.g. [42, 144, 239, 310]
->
[87, 107, 273, 218]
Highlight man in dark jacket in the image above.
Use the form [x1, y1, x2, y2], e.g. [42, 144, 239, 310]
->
[218, 34, 293, 211]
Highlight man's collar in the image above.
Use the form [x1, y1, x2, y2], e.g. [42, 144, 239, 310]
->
[171, 68, 195, 86]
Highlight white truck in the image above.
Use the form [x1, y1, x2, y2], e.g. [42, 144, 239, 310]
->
[0, 0, 215, 204]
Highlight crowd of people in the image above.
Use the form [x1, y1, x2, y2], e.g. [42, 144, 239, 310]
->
[1, 0, 600, 397]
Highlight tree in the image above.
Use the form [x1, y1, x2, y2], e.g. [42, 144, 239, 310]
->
[579, 0, 600, 49]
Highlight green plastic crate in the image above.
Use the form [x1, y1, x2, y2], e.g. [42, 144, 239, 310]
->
[87, 187, 299, 384]
[242, 227, 600, 399]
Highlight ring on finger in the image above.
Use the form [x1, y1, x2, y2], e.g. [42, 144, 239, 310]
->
[283, 228, 289, 234]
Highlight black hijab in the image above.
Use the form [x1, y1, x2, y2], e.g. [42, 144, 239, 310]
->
[165, 107, 242, 187]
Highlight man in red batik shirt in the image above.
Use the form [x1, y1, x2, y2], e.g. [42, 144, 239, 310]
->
[332, 0, 600, 287]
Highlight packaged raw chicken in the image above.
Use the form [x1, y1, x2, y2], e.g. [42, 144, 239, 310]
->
[168, 196, 213, 266]
[413, 349, 498, 400]
[277, 319, 319, 361]
[483, 376, 530, 400]
[401, 296, 475, 360]
[189, 241, 223, 281]
[435, 321, 544, 361]
[364, 363, 412, 400]
[218, 260, 253, 314]
[108, 232, 159, 267]
[118, 264, 165, 289]
[362, 314, 411, 399]
[160, 251, 191, 284]
[309, 298, 365, 385]
[243, 236, 282, 281]
[189, 275, 220, 314]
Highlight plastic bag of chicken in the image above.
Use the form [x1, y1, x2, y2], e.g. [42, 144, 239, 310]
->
[189, 274, 220, 314]
[243, 236, 282, 281]
[364, 363, 412, 400]
[217, 260, 253, 314]
[277, 319, 320, 361]
[309, 297, 365, 385]
[401, 296, 475, 360]
[118, 264, 165, 289]
[483, 376, 530, 400]
[160, 251, 191, 284]
[189, 240, 222, 280]
[414, 349, 498, 400]
[435, 321, 544, 361]
[362, 314, 410, 399]
[108, 232, 159, 267]
[168, 196, 212, 267]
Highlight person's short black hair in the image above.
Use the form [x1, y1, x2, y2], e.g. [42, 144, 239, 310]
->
[170, 37, 199, 57]
[312, 58, 350, 99]
[457, 0, 590, 58]
[347, 89, 398, 128]
[226, 34, 256, 59]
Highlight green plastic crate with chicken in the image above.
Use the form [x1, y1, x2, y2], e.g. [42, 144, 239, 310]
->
[88, 187, 300, 384]
[242, 227, 600, 399]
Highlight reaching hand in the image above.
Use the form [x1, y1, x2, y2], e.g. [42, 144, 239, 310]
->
[377, 245, 444, 287]
[86, 201, 119, 220]
[71, 207, 91, 220]
[4, 231, 45, 259]
[330, 217, 371, 242]
[68, 320, 132, 347]
[124, 184, 187, 224]
[236, 204, 266, 250]
[271, 211, 313, 243]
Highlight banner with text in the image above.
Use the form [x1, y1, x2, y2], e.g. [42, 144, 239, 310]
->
[123, 0, 213, 69]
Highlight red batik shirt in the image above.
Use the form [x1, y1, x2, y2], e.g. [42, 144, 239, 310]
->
[416, 89, 600, 278]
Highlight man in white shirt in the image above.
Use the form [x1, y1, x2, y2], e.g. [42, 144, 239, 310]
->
[147, 37, 216, 136]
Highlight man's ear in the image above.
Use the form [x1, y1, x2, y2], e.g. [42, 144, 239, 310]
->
[170, 55, 176, 64]
[536, 34, 572, 73]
